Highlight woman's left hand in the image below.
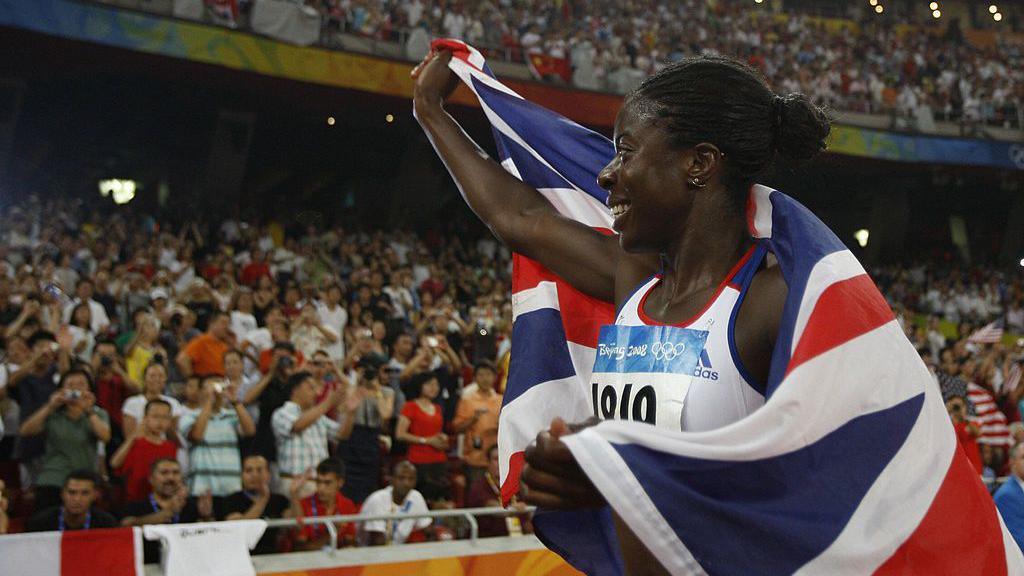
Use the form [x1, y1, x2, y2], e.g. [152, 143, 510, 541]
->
[520, 418, 606, 509]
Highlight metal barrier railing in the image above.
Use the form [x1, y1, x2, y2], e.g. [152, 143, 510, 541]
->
[262, 506, 536, 552]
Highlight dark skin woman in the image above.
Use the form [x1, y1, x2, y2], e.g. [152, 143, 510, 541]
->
[412, 49, 830, 574]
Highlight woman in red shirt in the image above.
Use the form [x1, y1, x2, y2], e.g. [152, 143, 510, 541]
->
[396, 373, 449, 502]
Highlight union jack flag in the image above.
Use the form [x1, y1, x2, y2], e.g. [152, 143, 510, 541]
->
[428, 39, 1023, 575]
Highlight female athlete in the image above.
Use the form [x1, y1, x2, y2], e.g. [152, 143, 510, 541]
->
[412, 49, 830, 573]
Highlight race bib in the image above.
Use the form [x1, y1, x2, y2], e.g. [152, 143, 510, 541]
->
[592, 325, 709, 430]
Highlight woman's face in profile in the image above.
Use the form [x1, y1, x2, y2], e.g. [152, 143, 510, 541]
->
[599, 101, 700, 254]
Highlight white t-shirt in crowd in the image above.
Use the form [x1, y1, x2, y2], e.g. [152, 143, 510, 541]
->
[317, 303, 348, 363]
[122, 394, 185, 424]
[230, 311, 258, 342]
[144, 519, 266, 576]
[360, 486, 431, 545]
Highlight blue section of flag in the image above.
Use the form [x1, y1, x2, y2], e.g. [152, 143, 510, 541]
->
[505, 308, 577, 406]
[471, 77, 613, 204]
[609, 392, 924, 575]
[594, 325, 708, 375]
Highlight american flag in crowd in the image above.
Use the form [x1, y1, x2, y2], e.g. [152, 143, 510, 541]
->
[968, 381, 1014, 449]
[429, 40, 1023, 575]
[1007, 362, 1024, 395]
[969, 320, 1006, 344]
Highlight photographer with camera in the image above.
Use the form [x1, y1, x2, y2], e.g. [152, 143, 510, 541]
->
[6, 329, 72, 481]
[247, 345, 299, 464]
[945, 390, 983, 475]
[19, 368, 111, 512]
[91, 339, 137, 441]
[179, 376, 255, 497]
[338, 353, 394, 504]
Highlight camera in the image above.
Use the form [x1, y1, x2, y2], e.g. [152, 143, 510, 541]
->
[472, 436, 482, 450]
[213, 382, 224, 395]
[153, 353, 164, 364]
[278, 356, 294, 370]
[100, 356, 113, 367]
[427, 337, 439, 348]
[65, 390, 82, 400]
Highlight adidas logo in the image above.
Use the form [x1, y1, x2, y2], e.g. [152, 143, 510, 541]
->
[694, 349, 719, 380]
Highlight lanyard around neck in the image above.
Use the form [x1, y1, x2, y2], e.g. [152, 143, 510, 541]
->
[58, 508, 91, 532]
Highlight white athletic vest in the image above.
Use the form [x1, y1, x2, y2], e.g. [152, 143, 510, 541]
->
[592, 245, 767, 432]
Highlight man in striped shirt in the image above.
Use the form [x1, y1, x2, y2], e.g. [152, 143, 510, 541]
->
[271, 371, 351, 498]
[179, 376, 256, 497]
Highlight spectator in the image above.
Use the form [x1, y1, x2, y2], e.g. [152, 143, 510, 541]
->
[65, 302, 95, 363]
[246, 351, 298, 464]
[317, 284, 348, 366]
[179, 376, 256, 497]
[120, 458, 215, 563]
[26, 469, 118, 532]
[176, 310, 233, 378]
[946, 389, 983, 475]
[338, 354, 394, 504]
[223, 348, 257, 423]
[19, 369, 111, 511]
[288, 457, 359, 550]
[122, 362, 184, 439]
[308, 349, 347, 420]
[229, 289, 259, 343]
[395, 373, 449, 503]
[91, 338, 137, 437]
[465, 445, 530, 538]
[359, 461, 431, 546]
[62, 278, 110, 335]
[124, 314, 165, 385]
[994, 442, 1024, 552]
[271, 371, 353, 498]
[7, 329, 70, 475]
[219, 454, 291, 555]
[110, 398, 177, 502]
[453, 360, 502, 484]
[291, 302, 340, 360]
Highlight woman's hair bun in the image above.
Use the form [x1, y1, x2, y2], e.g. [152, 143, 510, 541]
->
[775, 93, 831, 162]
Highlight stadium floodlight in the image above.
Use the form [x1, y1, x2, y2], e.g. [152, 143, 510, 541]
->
[385, 114, 395, 123]
[98, 179, 137, 205]
[854, 229, 870, 248]
[929, 2, 938, 10]
[933, 9, 941, 18]
[989, 4, 998, 14]
[1019, 258, 1024, 268]
[327, 116, 336, 126]
[754, 0, 764, 4]
[869, 0, 878, 6]
[875, 4, 884, 13]
[994, 12, 1003, 21]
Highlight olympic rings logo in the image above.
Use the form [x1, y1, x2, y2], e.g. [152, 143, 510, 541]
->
[650, 341, 686, 361]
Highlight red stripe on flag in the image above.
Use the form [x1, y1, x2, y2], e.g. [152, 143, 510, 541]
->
[61, 527, 139, 576]
[512, 255, 614, 348]
[786, 274, 894, 376]
[874, 450, 1007, 575]
[501, 450, 526, 505]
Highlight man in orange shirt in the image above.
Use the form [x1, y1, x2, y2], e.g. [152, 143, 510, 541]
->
[452, 361, 503, 485]
[176, 311, 233, 377]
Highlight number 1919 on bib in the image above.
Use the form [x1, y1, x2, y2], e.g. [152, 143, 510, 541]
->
[592, 382, 657, 425]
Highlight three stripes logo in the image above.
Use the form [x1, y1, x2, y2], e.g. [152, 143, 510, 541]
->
[694, 349, 719, 380]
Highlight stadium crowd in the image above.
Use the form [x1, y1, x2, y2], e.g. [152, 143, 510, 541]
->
[0, 194, 528, 555]
[0, 193, 1020, 555]
[208, 0, 1024, 129]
